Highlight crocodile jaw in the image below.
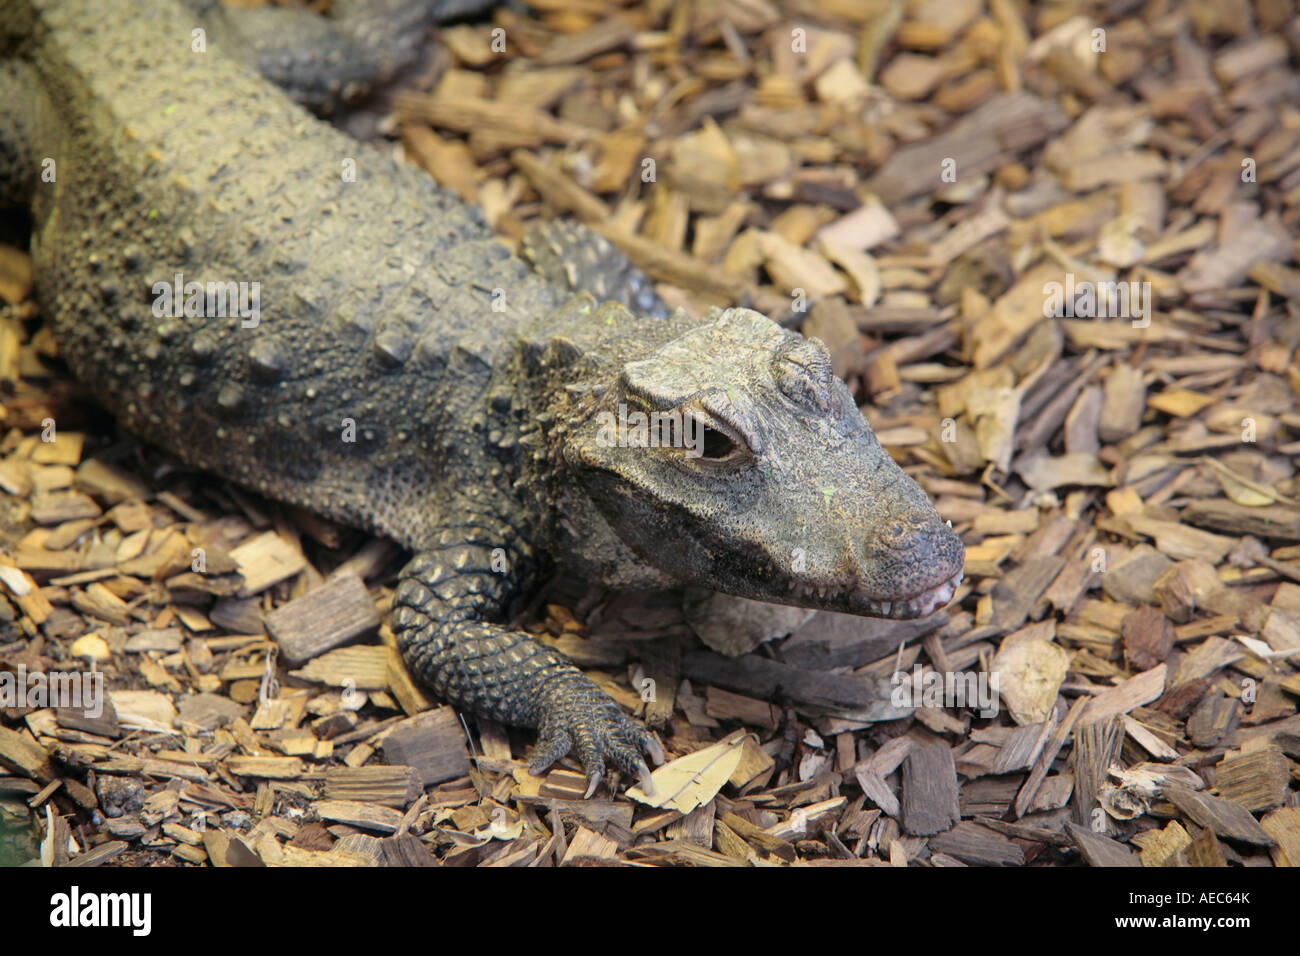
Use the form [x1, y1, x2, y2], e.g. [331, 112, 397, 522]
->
[785, 567, 965, 620]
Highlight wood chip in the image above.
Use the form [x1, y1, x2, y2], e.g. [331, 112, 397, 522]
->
[266, 571, 380, 664]
[379, 708, 472, 788]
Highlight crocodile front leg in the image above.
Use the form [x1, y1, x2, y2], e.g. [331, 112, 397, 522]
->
[391, 526, 663, 796]
[520, 219, 670, 319]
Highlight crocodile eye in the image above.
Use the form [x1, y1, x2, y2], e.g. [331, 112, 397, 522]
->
[700, 425, 737, 460]
[679, 414, 749, 466]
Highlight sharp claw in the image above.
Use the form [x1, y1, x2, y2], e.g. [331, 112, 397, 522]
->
[528, 729, 571, 777]
[636, 759, 655, 796]
[535, 689, 658, 797]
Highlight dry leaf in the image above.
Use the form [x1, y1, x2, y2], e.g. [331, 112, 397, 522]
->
[626, 735, 748, 812]
[1148, 389, 1214, 418]
[991, 637, 1069, 724]
[1214, 470, 1277, 507]
[1019, 451, 1111, 490]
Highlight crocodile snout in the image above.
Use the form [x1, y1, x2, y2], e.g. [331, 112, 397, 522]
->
[856, 506, 965, 605]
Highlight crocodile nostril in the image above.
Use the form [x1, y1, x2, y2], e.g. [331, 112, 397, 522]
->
[880, 515, 938, 553]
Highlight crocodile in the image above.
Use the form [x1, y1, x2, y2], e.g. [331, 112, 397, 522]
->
[0, 0, 965, 794]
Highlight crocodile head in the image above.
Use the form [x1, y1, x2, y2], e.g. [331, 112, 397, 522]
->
[564, 308, 965, 620]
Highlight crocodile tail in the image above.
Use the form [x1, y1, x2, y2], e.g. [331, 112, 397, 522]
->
[180, 0, 497, 112]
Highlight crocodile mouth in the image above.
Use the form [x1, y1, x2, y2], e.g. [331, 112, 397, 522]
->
[786, 566, 965, 620]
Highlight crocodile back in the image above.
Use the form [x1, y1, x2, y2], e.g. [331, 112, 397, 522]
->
[19, 0, 563, 546]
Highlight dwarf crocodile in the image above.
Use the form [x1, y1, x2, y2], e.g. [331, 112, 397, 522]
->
[0, 0, 965, 793]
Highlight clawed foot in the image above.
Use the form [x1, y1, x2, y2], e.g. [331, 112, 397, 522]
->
[528, 679, 665, 798]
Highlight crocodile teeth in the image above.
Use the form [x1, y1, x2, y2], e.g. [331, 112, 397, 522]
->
[781, 567, 965, 619]
[870, 567, 965, 619]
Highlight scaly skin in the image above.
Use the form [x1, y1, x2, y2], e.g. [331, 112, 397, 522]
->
[179, 0, 499, 112]
[1, 0, 965, 792]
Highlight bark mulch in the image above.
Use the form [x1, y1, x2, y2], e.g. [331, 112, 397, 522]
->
[1, 0, 1299, 867]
